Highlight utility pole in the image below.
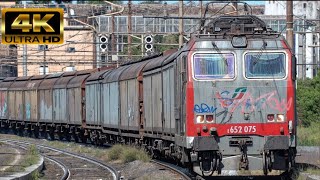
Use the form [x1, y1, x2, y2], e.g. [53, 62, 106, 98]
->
[286, 0, 294, 49]
[22, 1, 27, 76]
[111, 15, 116, 65]
[179, 0, 184, 47]
[23, 45, 27, 76]
[141, 34, 144, 56]
[43, 45, 46, 75]
[128, 0, 132, 60]
[232, 0, 238, 15]
[199, 0, 203, 17]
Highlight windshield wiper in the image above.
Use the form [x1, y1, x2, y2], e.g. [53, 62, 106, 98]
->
[212, 42, 228, 67]
[253, 40, 267, 66]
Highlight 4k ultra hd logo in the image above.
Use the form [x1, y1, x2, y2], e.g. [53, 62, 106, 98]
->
[1, 8, 64, 44]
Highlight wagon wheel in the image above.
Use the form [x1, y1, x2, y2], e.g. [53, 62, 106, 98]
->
[262, 151, 268, 175]
[49, 128, 55, 140]
[58, 132, 64, 140]
[65, 132, 71, 142]
[41, 130, 48, 139]
[73, 132, 79, 143]
[49, 132, 55, 140]
[34, 130, 39, 138]
[33, 126, 39, 138]
[12, 124, 18, 135]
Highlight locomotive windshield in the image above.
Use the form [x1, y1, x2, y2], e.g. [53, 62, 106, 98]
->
[193, 53, 235, 80]
[245, 52, 286, 79]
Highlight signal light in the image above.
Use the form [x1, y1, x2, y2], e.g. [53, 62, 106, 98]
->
[144, 35, 154, 54]
[99, 35, 108, 52]
[144, 35, 153, 43]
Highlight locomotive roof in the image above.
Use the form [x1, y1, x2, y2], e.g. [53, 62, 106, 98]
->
[197, 15, 280, 39]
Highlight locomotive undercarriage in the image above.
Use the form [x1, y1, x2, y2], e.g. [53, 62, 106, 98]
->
[189, 135, 296, 176]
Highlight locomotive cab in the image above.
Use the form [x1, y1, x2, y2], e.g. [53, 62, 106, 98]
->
[182, 8, 297, 177]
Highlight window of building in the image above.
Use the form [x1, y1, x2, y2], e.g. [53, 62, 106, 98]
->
[67, 47, 75, 53]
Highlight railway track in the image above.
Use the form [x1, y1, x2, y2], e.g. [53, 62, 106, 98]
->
[1, 139, 119, 180]
[150, 159, 193, 180]
[43, 155, 70, 180]
[1, 134, 319, 180]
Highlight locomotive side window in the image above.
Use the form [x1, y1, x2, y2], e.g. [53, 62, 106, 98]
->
[193, 53, 235, 80]
[245, 53, 286, 79]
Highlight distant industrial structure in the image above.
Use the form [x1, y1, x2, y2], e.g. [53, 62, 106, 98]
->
[265, 1, 320, 79]
[0, 1, 319, 79]
[0, 2, 17, 77]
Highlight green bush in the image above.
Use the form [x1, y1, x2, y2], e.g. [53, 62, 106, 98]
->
[297, 72, 320, 127]
[107, 144, 150, 163]
[120, 147, 150, 163]
[297, 121, 320, 146]
[107, 144, 123, 161]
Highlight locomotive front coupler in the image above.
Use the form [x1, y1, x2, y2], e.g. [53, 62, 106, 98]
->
[238, 139, 249, 170]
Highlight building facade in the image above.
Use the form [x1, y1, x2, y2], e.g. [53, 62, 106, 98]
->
[17, 28, 95, 76]
[0, 2, 18, 78]
[265, 1, 320, 79]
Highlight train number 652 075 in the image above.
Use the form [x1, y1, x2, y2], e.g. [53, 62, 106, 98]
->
[227, 125, 257, 134]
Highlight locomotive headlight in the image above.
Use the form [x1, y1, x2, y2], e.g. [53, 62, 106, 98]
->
[276, 114, 285, 122]
[196, 115, 204, 123]
[267, 114, 275, 122]
[206, 115, 214, 123]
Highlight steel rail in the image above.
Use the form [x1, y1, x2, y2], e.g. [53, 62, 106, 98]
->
[3, 141, 70, 180]
[43, 155, 70, 180]
[150, 159, 192, 180]
[2, 139, 119, 180]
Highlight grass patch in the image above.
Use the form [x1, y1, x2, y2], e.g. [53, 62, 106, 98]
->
[108, 144, 123, 160]
[304, 167, 320, 175]
[107, 144, 150, 163]
[295, 167, 320, 180]
[21, 145, 40, 169]
[1, 135, 150, 165]
[5, 144, 40, 172]
[297, 121, 320, 146]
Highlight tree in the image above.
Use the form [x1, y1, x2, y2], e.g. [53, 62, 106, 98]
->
[297, 72, 320, 127]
